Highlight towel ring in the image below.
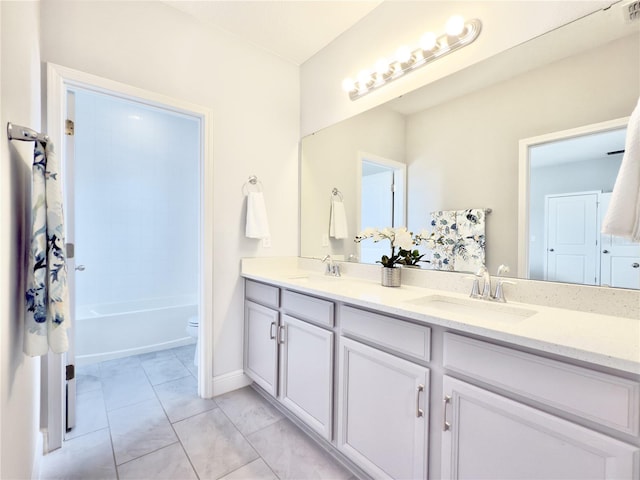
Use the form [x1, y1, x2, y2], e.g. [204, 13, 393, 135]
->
[331, 187, 344, 201]
[242, 175, 263, 195]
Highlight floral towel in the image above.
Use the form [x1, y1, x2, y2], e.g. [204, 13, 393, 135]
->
[429, 209, 486, 272]
[24, 140, 69, 356]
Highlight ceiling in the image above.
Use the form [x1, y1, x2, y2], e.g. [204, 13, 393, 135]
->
[164, 1, 383, 65]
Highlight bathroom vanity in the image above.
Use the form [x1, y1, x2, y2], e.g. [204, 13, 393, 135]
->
[241, 258, 640, 480]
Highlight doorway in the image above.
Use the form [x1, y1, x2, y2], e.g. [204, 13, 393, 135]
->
[357, 153, 406, 264]
[45, 63, 214, 452]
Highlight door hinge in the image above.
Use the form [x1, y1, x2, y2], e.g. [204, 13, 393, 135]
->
[391, 183, 396, 193]
[65, 119, 75, 136]
[66, 242, 75, 259]
[66, 364, 75, 381]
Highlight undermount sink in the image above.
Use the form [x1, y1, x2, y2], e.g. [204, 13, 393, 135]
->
[286, 273, 340, 284]
[404, 294, 537, 322]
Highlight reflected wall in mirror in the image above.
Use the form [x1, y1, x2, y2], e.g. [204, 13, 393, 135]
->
[300, 4, 640, 289]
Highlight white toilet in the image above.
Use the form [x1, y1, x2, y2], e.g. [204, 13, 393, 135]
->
[186, 315, 199, 366]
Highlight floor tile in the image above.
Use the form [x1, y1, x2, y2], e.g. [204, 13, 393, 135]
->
[219, 458, 278, 480]
[76, 363, 102, 394]
[40, 428, 116, 480]
[101, 368, 156, 411]
[248, 418, 352, 480]
[174, 408, 259, 479]
[141, 356, 191, 386]
[108, 397, 177, 465]
[154, 375, 217, 423]
[117, 442, 198, 480]
[173, 343, 197, 366]
[216, 386, 283, 436]
[66, 388, 109, 440]
[99, 355, 142, 379]
[136, 348, 177, 363]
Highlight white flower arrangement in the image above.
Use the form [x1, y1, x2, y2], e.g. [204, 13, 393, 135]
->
[354, 227, 417, 268]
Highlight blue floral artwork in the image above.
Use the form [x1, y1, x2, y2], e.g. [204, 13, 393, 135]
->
[429, 209, 486, 272]
[24, 140, 69, 356]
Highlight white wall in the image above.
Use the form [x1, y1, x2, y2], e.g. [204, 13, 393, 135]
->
[73, 90, 199, 309]
[0, 2, 43, 478]
[301, 107, 405, 259]
[39, 1, 300, 381]
[300, 1, 610, 136]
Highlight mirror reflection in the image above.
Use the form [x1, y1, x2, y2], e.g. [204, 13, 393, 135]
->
[300, 5, 639, 288]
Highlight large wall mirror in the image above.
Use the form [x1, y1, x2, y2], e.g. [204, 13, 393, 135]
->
[300, 3, 640, 289]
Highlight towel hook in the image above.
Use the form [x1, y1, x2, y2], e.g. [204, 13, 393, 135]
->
[331, 187, 344, 201]
[242, 175, 263, 195]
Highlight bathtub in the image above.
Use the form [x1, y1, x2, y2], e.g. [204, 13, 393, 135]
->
[75, 296, 197, 366]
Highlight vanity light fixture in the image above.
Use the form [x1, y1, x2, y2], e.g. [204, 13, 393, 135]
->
[342, 16, 482, 100]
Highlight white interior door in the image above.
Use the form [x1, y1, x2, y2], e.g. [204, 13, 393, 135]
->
[599, 193, 640, 288]
[545, 192, 599, 285]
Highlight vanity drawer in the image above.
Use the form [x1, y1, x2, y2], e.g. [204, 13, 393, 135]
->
[443, 333, 640, 436]
[340, 305, 431, 363]
[245, 280, 279, 309]
[281, 290, 334, 328]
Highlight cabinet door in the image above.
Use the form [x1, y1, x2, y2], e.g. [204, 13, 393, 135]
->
[244, 301, 279, 396]
[338, 337, 429, 480]
[441, 376, 639, 480]
[279, 314, 334, 440]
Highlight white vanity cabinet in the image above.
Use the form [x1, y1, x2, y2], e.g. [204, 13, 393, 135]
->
[244, 281, 280, 396]
[244, 280, 335, 440]
[337, 306, 431, 480]
[441, 333, 640, 480]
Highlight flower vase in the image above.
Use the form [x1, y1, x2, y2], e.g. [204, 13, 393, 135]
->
[381, 266, 401, 287]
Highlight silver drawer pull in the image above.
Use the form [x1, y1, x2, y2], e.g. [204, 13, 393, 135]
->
[632, 263, 640, 269]
[443, 395, 452, 431]
[277, 325, 286, 345]
[269, 322, 276, 340]
[416, 384, 424, 418]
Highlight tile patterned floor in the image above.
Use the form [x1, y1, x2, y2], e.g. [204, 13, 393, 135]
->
[39, 345, 354, 480]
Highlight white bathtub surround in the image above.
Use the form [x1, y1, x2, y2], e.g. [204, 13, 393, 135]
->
[75, 296, 197, 366]
[602, 96, 640, 240]
[241, 257, 640, 374]
[245, 191, 271, 239]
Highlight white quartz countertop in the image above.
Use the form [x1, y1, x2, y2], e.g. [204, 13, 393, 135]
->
[241, 261, 640, 375]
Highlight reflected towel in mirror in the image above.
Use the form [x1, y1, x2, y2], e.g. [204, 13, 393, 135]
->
[330, 199, 349, 239]
[246, 191, 271, 239]
[602, 96, 640, 241]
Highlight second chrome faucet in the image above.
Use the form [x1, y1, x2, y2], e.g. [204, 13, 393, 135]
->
[469, 264, 515, 303]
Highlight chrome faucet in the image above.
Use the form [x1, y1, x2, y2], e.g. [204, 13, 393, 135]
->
[476, 265, 492, 299]
[321, 254, 341, 277]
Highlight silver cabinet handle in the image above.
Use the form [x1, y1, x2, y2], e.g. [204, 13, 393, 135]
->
[269, 322, 276, 340]
[75, 265, 86, 271]
[633, 263, 640, 269]
[416, 384, 425, 418]
[443, 395, 451, 431]
[277, 325, 286, 345]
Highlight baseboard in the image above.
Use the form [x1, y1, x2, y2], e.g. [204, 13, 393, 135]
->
[212, 370, 252, 397]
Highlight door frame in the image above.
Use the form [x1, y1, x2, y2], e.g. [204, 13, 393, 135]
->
[44, 63, 214, 451]
[517, 116, 629, 278]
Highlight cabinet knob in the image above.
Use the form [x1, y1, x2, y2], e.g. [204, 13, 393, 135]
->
[602, 250, 610, 254]
[548, 248, 555, 252]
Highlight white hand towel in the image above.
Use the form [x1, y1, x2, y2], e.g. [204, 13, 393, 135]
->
[246, 191, 270, 239]
[329, 199, 349, 239]
[602, 97, 640, 241]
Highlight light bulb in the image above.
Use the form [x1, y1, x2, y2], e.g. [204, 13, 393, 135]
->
[375, 58, 390, 75]
[342, 78, 355, 93]
[446, 15, 465, 36]
[395, 46, 412, 64]
[419, 32, 437, 51]
[357, 70, 371, 87]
